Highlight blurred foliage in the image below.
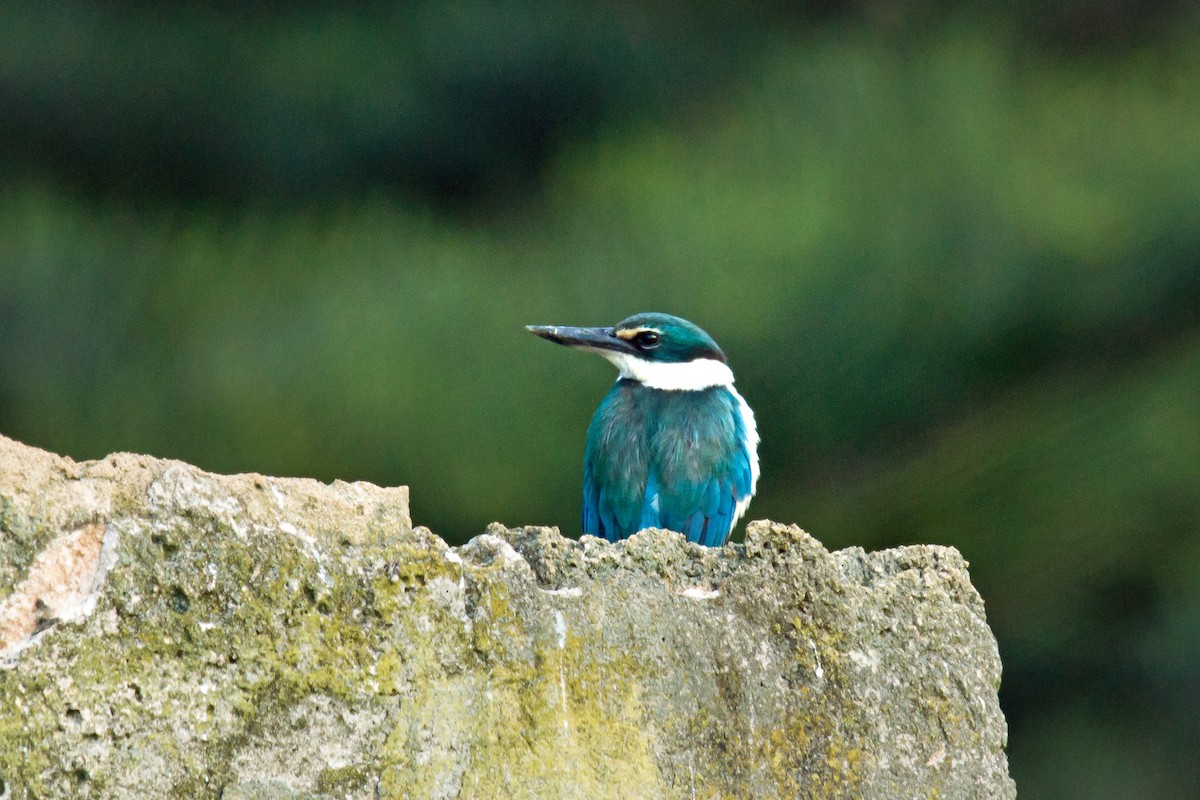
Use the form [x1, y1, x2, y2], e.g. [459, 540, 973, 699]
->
[0, 0, 766, 205]
[1, 0, 1191, 204]
[2, 2, 1200, 799]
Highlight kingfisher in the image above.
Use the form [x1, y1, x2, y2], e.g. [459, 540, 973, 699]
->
[527, 312, 759, 547]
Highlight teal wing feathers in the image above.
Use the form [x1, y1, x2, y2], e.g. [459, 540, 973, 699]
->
[583, 382, 755, 546]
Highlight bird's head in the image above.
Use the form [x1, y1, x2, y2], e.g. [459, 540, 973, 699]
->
[526, 312, 733, 391]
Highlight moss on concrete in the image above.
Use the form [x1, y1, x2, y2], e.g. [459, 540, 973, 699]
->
[0, 435, 1014, 799]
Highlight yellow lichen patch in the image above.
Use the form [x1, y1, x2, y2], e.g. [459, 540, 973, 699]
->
[379, 612, 667, 799]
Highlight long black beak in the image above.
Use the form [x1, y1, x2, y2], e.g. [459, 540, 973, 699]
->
[525, 325, 633, 353]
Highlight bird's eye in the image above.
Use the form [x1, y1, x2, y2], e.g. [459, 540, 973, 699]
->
[635, 331, 661, 349]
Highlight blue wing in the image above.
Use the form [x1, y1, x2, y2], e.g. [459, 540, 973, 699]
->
[582, 470, 602, 539]
[655, 450, 752, 546]
[642, 430, 754, 547]
[583, 467, 640, 542]
[583, 382, 756, 546]
[638, 471, 662, 532]
[588, 453, 751, 545]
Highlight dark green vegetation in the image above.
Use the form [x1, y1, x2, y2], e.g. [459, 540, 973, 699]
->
[1, 1, 1198, 798]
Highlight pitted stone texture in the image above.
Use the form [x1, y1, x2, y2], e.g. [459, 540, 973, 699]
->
[0, 434, 1013, 799]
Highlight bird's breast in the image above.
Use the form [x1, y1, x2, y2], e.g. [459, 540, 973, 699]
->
[588, 382, 744, 476]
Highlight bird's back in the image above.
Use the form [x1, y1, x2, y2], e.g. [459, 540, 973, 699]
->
[583, 379, 756, 545]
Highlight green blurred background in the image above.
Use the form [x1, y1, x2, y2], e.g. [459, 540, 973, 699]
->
[2, 1, 1198, 796]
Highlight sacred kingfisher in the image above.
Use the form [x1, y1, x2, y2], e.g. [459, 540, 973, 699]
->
[527, 312, 759, 546]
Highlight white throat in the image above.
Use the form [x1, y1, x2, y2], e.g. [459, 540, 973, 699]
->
[598, 352, 735, 391]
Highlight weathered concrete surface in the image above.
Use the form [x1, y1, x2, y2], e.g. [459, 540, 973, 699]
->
[0, 433, 1015, 799]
